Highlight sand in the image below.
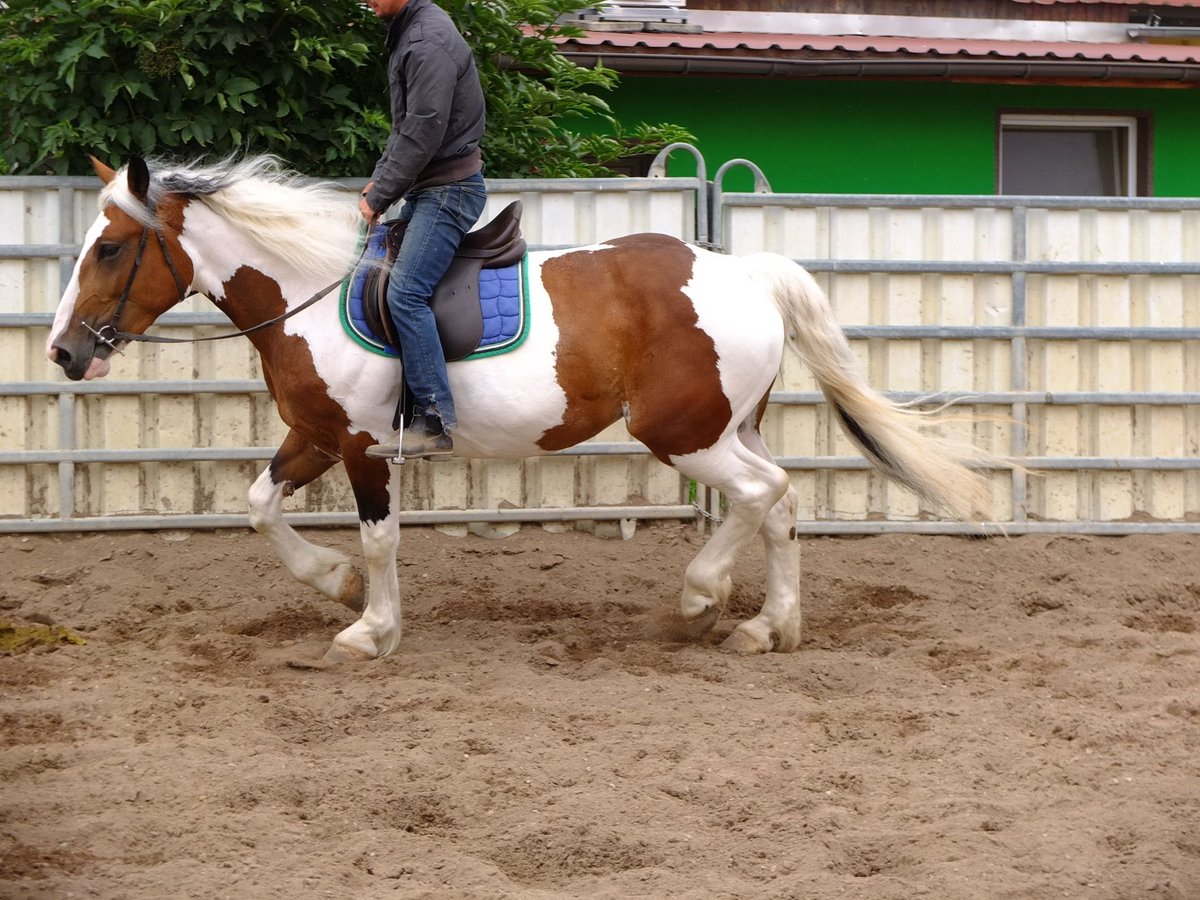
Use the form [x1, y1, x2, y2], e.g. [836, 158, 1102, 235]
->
[1, 524, 1198, 898]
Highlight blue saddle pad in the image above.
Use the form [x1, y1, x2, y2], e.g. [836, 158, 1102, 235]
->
[339, 224, 528, 360]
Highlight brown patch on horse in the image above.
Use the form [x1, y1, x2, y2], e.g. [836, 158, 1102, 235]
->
[537, 234, 731, 462]
[221, 268, 348, 452]
[222, 266, 394, 522]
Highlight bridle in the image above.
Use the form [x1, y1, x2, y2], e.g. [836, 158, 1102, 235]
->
[84, 197, 348, 351]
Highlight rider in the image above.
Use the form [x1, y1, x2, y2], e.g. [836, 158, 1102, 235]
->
[361, 0, 487, 461]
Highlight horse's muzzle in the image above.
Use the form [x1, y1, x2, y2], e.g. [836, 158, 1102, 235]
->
[48, 337, 113, 381]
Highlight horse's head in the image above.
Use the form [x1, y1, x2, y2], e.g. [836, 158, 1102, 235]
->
[46, 156, 195, 381]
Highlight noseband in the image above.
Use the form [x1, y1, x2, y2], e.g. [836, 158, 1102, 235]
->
[84, 197, 351, 349]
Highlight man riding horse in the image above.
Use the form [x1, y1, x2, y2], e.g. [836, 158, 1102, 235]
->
[359, 0, 487, 461]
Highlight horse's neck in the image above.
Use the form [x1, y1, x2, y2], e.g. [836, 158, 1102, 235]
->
[182, 204, 337, 337]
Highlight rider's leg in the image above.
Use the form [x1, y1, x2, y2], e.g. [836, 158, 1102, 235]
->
[376, 173, 487, 460]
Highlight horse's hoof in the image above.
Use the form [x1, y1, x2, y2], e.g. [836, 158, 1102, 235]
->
[285, 640, 375, 670]
[681, 604, 721, 640]
[321, 641, 375, 665]
[720, 627, 769, 655]
[336, 568, 365, 613]
[286, 655, 335, 671]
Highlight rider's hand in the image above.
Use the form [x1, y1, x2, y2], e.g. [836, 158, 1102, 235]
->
[359, 181, 378, 223]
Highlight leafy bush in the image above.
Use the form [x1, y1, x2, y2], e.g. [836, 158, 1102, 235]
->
[1, 0, 385, 175]
[444, 0, 691, 177]
[1, 0, 689, 178]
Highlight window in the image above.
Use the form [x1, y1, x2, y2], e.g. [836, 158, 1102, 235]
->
[998, 113, 1148, 197]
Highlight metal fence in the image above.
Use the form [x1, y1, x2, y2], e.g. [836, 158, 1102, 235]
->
[712, 172, 1200, 535]
[2, 147, 1197, 534]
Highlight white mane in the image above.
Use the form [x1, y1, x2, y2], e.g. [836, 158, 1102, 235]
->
[100, 155, 363, 282]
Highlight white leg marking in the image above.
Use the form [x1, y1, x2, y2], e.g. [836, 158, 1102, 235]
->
[674, 437, 791, 636]
[727, 427, 802, 652]
[329, 467, 403, 659]
[247, 467, 360, 606]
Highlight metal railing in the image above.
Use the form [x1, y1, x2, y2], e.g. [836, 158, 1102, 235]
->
[716, 191, 1200, 534]
[0, 162, 709, 533]
[3, 154, 1198, 534]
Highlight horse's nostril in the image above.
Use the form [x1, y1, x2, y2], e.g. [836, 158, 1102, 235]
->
[52, 345, 71, 368]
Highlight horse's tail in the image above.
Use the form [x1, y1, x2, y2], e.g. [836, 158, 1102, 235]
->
[748, 253, 994, 521]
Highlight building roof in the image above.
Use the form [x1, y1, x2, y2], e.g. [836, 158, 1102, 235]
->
[1011, 1, 1200, 5]
[564, 30, 1200, 64]
[556, 11, 1200, 83]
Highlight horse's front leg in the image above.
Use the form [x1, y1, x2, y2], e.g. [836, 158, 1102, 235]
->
[248, 429, 364, 611]
[319, 446, 403, 663]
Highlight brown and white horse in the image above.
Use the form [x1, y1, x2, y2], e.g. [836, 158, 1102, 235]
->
[47, 156, 992, 663]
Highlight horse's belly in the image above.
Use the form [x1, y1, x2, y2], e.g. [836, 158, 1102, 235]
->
[447, 260, 570, 457]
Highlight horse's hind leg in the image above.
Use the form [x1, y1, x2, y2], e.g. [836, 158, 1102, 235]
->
[248, 429, 364, 611]
[720, 422, 802, 654]
[672, 431, 792, 652]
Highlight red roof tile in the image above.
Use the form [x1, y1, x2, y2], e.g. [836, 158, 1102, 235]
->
[562, 30, 1200, 66]
[1012, 0, 1200, 5]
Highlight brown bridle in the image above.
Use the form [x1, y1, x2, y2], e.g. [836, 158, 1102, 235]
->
[86, 196, 350, 350]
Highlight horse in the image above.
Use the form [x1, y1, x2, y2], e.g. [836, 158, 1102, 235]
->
[46, 155, 993, 664]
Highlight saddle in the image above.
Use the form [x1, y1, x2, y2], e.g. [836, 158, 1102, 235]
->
[362, 200, 526, 362]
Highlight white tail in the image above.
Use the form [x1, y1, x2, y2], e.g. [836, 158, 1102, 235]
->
[748, 253, 995, 521]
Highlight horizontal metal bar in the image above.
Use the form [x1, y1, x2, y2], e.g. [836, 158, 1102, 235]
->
[0, 442, 656, 465]
[0, 448, 274, 465]
[5, 384, 1197, 407]
[10, 314, 1199, 344]
[0, 175, 700, 193]
[4, 241, 627, 271]
[840, 325, 1200, 341]
[1, 312, 238, 328]
[769, 390, 1200, 406]
[0, 505, 699, 534]
[3, 380, 269, 395]
[726, 192, 1200, 212]
[487, 177, 700, 193]
[2, 508, 1191, 536]
[4, 446, 1193, 471]
[801, 258, 1200, 277]
[776, 456, 1200, 471]
[0, 244, 79, 259]
[791, 520, 1200, 536]
[1021, 457, 1200, 471]
[0, 177, 99, 190]
[11, 251, 1200, 279]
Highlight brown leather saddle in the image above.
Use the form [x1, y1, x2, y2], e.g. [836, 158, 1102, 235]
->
[362, 200, 526, 362]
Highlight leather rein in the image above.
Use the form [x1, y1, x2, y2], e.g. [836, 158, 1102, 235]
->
[85, 199, 349, 351]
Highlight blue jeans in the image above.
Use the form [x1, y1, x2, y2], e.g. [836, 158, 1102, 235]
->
[387, 172, 487, 432]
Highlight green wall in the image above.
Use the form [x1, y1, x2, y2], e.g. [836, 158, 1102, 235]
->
[610, 77, 1200, 196]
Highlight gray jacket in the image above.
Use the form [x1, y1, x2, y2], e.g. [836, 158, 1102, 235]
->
[365, 0, 486, 212]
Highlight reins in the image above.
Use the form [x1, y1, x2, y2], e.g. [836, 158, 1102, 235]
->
[86, 201, 360, 351]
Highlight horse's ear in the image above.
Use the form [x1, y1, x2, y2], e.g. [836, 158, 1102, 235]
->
[89, 155, 117, 185]
[126, 156, 151, 205]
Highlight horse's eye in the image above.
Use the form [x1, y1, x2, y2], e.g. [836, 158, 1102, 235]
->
[97, 242, 121, 261]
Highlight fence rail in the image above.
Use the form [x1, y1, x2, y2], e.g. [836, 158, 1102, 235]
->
[2, 150, 1197, 534]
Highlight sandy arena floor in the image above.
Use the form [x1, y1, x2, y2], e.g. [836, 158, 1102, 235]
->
[1, 524, 1198, 898]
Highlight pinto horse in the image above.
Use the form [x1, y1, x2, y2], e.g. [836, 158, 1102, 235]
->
[46, 156, 991, 663]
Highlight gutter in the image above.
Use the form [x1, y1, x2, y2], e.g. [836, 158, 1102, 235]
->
[557, 51, 1200, 82]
